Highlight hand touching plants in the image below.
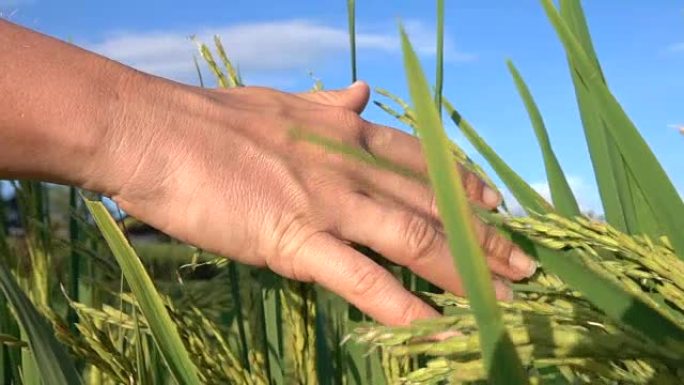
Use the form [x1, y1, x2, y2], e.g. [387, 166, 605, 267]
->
[100, 78, 536, 325]
[0, 19, 536, 326]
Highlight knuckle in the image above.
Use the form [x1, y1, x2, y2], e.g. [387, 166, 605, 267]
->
[482, 225, 512, 259]
[350, 264, 390, 298]
[473, 215, 488, 245]
[267, 213, 317, 277]
[400, 212, 439, 265]
[463, 170, 483, 201]
[361, 125, 391, 152]
[428, 193, 439, 218]
[396, 298, 427, 326]
[334, 107, 364, 134]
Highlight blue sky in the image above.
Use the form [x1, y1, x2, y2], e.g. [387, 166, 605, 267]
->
[2, 0, 683, 212]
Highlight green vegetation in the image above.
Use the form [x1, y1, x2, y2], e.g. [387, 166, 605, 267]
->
[0, 0, 682, 384]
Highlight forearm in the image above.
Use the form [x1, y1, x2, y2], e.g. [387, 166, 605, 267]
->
[0, 20, 165, 193]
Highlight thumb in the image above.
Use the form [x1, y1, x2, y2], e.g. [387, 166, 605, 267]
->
[297, 81, 370, 113]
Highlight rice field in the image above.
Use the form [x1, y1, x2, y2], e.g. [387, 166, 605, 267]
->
[1, 0, 683, 384]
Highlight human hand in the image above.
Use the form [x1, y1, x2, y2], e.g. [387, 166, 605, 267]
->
[94, 76, 536, 326]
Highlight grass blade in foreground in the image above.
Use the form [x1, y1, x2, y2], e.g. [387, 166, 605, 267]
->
[541, 0, 684, 257]
[507, 60, 580, 217]
[400, 26, 528, 385]
[0, 261, 82, 385]
[85, 199, 201, 385]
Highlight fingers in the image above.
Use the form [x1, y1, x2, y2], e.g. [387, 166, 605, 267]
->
[291, 232, 440, 326]
[357, 165, 500, 223]
[471, 217, 537, 278]
[296, 81, 371, 113]
[360, 124, 501, 209]
[337, 194, 535, 297]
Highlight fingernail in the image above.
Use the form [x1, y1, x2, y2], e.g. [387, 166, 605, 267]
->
[494, 279, 514, 301]
[510, 249, 537, 277]
[347, 80, 363, 89]
[482, 186, 501, 208]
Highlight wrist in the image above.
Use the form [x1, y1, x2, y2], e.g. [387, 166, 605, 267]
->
[87, 70, 214, 201]
[82, 69, 169, 196]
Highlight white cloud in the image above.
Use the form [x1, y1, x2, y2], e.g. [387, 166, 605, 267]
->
[667, 42, 684, 52]
[0, 0, 32, 5]
[503, 175, 602, 216]
[85, 19, 474, 82]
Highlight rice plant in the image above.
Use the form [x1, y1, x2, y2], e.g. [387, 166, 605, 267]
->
[0, 0, 682, 384]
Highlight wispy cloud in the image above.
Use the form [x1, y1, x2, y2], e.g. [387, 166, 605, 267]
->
[0, 0, 34, 7]
[504, 175, 602, 215]
[667, 123, 684, 134]
[667, 42, 684, 52]
[85, 19, 474, 82]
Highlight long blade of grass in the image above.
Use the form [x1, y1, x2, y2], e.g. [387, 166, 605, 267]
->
[542, 0, 684, 256]
[401, 26, 528, 384]
[0, 294, 22, 384]
[262, 283, 284, 385]
[228, 261, 251, 371]
[67, 186, 81, 334]
[132, 307, 150, 385]
[562, 0, 666, 242]
[507, 60, 580, 217]
[0, 260, 82, 385]
[347, 0, 357, 82]
[290, 128, 427, 184]
[192, 55, 205, 88]
[558, 0, 636, 234]
[84, 199, 201, 385]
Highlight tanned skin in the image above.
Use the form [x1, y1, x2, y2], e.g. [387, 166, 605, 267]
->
[0, 19, 535, 326]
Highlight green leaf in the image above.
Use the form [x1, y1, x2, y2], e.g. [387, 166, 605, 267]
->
[192, 55, 205, 88]
[544, 0, 684, 256]
[0, 261, 82, 385]
[228, 261, 251, 371]
[84, 199, 201, 385]
[261, 282, 284, 385]
[507, 60, 581, 217]
[558, 0, 636, 234]
[400, 26, 528, 385]
[132, 307, 150, 385]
